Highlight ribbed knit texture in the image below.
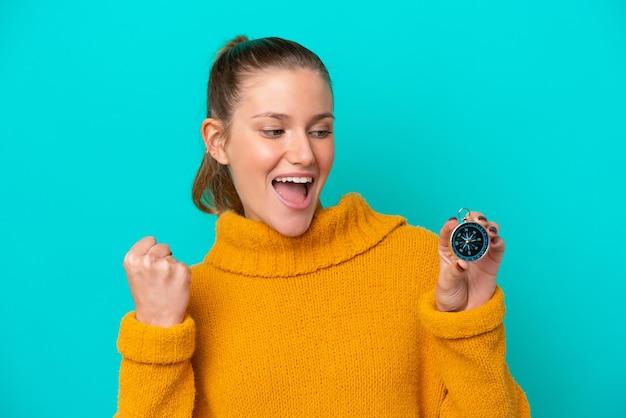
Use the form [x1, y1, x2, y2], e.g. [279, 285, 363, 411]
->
[116, 193, 529, 417]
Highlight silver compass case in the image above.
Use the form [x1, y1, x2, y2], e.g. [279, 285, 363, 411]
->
[449, 216, 490, 262]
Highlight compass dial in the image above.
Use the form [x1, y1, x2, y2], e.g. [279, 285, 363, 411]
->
[450, 222, 490, 262]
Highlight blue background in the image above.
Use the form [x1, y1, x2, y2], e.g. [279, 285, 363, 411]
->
[1, 0, 624, 416]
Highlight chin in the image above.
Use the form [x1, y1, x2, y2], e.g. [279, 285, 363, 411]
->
[270, 212, 315, 237]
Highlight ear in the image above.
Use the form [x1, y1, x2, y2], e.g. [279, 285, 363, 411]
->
[200, 118, 229, 165]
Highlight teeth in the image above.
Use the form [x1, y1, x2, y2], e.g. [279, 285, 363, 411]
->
[274, 177, 313, 183]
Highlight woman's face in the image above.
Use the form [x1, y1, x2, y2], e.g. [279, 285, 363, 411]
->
[216, 68, 335, 237]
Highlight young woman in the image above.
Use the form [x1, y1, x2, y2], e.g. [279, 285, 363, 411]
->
[116, 36, 530, 417]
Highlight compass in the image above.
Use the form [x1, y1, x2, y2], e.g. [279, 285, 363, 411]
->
[449, 208, 490, 262]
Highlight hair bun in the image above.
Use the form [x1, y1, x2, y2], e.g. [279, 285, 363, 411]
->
[217, 35, 249, 56]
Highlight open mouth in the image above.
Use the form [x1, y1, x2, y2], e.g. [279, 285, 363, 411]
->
[272, 176, 313, 205]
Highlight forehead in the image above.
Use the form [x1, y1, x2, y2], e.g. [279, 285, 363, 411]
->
[236, 68, 333, 115]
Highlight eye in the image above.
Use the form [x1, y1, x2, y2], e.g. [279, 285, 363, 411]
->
[261, 129, 285, 138]
[309, 130, 332, 138]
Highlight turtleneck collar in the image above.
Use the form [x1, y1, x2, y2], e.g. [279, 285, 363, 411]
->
[203, 193, 406, 278]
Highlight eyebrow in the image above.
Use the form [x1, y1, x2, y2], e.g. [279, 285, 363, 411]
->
[251, 112, 335, 122]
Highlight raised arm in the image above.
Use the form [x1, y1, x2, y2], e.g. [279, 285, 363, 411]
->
[115, 237, 196, 417]
[421, 213, 530, 416]
[419, 287, 530, 417]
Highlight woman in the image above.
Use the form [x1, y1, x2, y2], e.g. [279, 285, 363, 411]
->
[116, 36, 530, 417]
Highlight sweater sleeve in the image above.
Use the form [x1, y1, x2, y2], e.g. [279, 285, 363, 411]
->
[418, 287, 530, 418]
[114, 312, 196, 418]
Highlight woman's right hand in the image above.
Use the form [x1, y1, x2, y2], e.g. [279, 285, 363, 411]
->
[122, 236, 191, 327]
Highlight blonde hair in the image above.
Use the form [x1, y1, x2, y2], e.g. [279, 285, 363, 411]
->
[191, 36, 332, 215]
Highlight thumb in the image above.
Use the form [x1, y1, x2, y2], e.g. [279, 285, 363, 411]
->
[438, 217, 458, 251]
[439, 257, 468, 286]
[436, 259, 469, 311]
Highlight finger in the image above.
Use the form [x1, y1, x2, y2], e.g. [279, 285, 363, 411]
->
[146, 243, 172, 258]
[164, 254, 180, 264]
[456, 259, 469, 273]
[128, 236, 157, 256]
[172, 262, 192, 280]
[446, 258, 468, 284]
[467, 211, 489, 227]
[489, 234, 506, 257]
[487, 221, 500, 237]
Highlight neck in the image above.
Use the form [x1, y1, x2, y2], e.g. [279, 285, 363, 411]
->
[203, 193, 406, 278]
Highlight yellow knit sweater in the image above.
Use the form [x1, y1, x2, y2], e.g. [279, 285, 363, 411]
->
[116, 193, 529, 417]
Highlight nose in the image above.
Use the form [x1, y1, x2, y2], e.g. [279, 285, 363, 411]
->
[286, 131, 315, 166]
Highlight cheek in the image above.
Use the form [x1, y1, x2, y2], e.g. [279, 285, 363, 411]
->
[253, 145, 282, 165]
[228, 138, 278, 173]
[316, 142, 335, 175]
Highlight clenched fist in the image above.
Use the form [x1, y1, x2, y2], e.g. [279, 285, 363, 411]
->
[122, 236, 191, 327]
